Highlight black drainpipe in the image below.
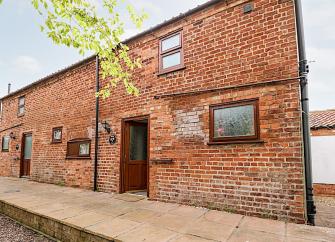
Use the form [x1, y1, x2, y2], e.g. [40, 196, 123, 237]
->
[294, 0, 316, 225]
[94, 55, 100, 192]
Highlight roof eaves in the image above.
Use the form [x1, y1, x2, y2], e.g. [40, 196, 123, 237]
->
[0, 55, 96, 101]
[123, 0, 224, 44]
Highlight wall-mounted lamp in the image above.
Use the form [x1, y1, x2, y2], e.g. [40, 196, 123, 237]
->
[9, 132, 16, 140]
[101, 121, 111, 134]
[100, 121, 117, 145]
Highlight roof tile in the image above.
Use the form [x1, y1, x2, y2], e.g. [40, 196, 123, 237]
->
[310, 110, 335, 129]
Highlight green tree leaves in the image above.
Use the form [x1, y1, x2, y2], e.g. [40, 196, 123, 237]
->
[2, 0, 147, 97]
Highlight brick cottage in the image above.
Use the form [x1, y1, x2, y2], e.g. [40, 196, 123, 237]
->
[0, 0, 315, 224]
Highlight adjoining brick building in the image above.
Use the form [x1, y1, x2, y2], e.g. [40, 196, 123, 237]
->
[310, 110, 335, 196]
[0, 0, 314, 223]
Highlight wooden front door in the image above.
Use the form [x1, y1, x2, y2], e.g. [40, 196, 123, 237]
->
[122, 119, 148, 192]
[21, 133, 32, 177]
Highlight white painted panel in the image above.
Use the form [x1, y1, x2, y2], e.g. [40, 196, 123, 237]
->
[311, 136, 335, 184]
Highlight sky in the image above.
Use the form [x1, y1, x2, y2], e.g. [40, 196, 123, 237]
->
[0, 0, 334, 111]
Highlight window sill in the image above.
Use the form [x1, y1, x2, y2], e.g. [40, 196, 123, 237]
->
[207, 140, 265, 145]
[65, 156, 91, 160]
[17, 114, 25, 118]
[157, 66, 185, 76]
[51, 141, 62, 144]
[1, 150, 9, 152]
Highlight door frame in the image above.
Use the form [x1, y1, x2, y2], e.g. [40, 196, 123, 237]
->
[120, 115, 150, 196]
[20, 132, 32, 177]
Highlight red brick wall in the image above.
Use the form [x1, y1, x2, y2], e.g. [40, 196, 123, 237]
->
[313, 184, 335, 196]
[311, 128, 335, 136]
[0, 59, 97, 189]
[97, 0, 305, 223]
[0, 0, 306, 223]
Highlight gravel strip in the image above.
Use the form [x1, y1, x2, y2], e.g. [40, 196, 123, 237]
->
[0, 213, 55, 242]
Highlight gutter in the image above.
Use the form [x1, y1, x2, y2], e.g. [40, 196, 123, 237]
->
[0, 56, 96, 101]
[123, 0, 223, 44]
[94, 55, 100, 192]
[294, 0, 316, 225]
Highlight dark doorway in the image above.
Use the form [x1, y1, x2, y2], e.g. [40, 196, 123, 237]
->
[121, 117, 149, 194]
[20, 133, 32, 177]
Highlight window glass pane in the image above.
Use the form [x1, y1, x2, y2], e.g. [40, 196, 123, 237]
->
[53, 129, 62, 141]
[2, 136, 9, 150]
[130, 125, 147, 160]
[19, 97, 25, 106]
[24, 136, 32, 159]
[79, 143, 90, 155]
[162, 51, 181, 69]
[161, 33, 180, 52]
[19, 106, 25, 114]
[214, 105, 255, 138]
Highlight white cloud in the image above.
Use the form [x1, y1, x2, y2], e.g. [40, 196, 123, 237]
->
[122, 28, 142, 40]
[13, 56, 41, 74]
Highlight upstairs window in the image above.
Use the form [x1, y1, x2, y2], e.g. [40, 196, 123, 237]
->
[159, 30, 184, 74]
[209, 99, 260, 144]
[18, 96, 25, 116]
[2, 136, 10, 152]
[66, 138, 91, 159]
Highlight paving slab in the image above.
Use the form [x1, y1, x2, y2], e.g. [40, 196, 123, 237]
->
[63, 211, 110, 228]
[86, 217, 141, 239]
[287, 223, 335, 241]
[115, 224, 178, 242]
[286, 237, 325, 242]
[204, 210, 243, 227]
[114, 193, 145, 202]
[0, 177, 335, 242]
[147, 213, 195, 233]
[238, 216, 286, 235]
[186, 218, 236, 241]
[228, 229, 285, 242]
[92, 204, 135, 217]
[168, 205, 208, 219]
[47, 206, 94, 220]
[119, 208, 161, 222]
[171, 234, 215, 242]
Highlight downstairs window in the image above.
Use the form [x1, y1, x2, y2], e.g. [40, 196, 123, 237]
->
[66, 138, 91, 159]
[209, 99, 260, 144]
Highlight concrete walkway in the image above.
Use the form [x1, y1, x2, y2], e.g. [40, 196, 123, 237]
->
[315, 196, 335, 229]
[0, 177, 334, 242]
